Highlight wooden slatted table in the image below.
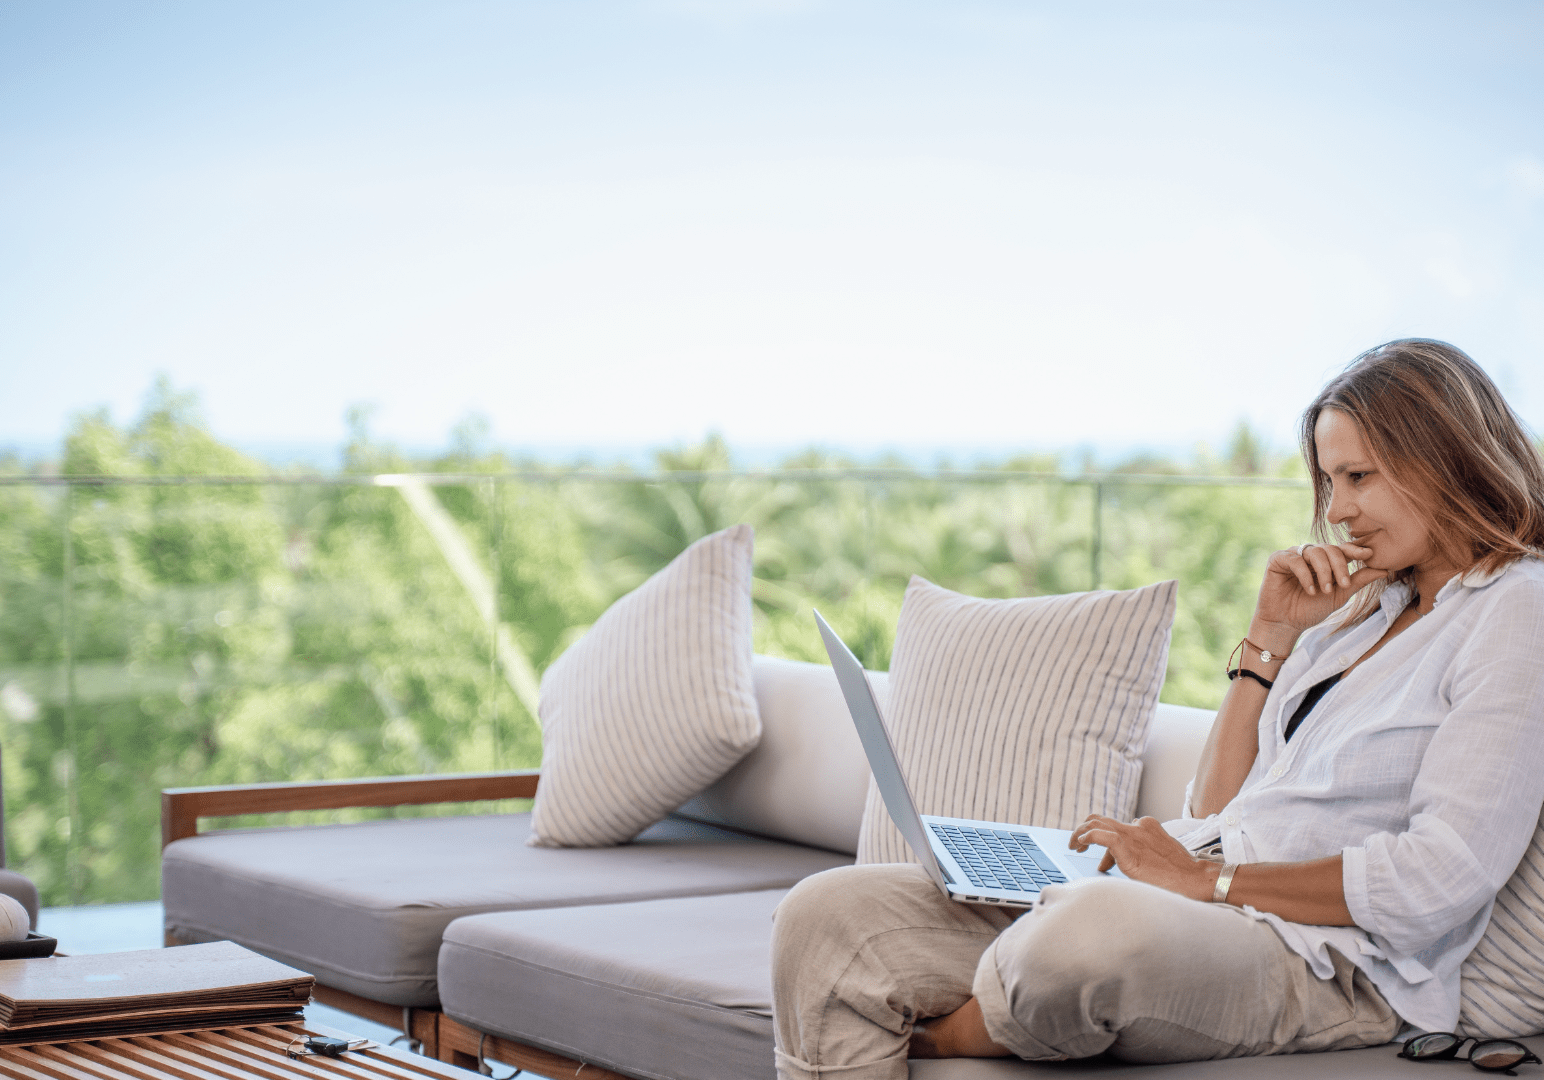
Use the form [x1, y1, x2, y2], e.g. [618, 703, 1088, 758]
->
[0, 1022, 478, 1080]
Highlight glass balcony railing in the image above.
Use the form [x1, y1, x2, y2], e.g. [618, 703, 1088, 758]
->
[0, 468, 1311, 906]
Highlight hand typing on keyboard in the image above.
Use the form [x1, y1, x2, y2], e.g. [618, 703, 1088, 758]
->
[1070, 814, 1217, 902]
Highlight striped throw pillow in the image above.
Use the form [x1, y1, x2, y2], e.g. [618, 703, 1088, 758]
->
[1458, 811, 1544, 1037]
[529, 524, 760, 848]
[857, 576, 1177, 865]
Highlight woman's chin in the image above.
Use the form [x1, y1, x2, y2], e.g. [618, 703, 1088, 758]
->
[1355, 548, 1400, 573]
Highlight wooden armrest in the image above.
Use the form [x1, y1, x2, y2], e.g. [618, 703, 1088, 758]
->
[161, 770, 540, 848]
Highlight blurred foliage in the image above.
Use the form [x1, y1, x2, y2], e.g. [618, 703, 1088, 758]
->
[1, 389, 1314, 906]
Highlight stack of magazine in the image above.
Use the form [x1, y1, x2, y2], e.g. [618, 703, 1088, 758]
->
[0, 941, 313, 1044]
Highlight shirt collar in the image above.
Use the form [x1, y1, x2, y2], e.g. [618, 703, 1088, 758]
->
[1378, 579, 1417, 617]
[1375, 560, 1515, 613]
[1457, 562, 1508, 589]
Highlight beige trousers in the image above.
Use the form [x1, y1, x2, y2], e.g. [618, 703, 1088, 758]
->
[771, 864, 1399, 1079]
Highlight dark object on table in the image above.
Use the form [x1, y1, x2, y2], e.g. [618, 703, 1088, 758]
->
[0, 935, 56, 962]
[287, 1034, 360, 1059]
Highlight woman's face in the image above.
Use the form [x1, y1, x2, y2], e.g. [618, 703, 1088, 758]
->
[1314, 407, 1446, 575]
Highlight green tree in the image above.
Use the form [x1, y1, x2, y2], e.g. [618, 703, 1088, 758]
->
[1, 393, 1317, 906]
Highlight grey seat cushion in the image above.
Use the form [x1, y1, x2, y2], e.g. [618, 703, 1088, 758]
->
[439, 889, 789, 1080]
[439, 888, 1544, 1080]
[162, 812, 850, 1007]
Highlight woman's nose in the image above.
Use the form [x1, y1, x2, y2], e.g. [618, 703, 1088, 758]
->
[1326, 485, 1354, 524]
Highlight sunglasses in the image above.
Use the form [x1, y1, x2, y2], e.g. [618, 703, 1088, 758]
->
[1400, 1033, 1542, 1075]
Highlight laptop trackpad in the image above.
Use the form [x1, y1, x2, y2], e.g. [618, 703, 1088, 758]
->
[1063, 849, 1126, 878]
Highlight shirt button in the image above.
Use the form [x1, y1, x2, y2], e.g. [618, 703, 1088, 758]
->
[1337, 654, 1349, 665]
[1269, 766, 1284, 778]
[1224, 814, 1238, 826]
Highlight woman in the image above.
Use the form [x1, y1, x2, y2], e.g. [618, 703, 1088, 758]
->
[771, 339, 1544, 1078]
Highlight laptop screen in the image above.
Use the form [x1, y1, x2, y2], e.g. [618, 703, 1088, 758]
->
[813, 609, 953, 894]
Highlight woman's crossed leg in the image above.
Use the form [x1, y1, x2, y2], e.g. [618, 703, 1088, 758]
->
[771, 863, 1397, 1080]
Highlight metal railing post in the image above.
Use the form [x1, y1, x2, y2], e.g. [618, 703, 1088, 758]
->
[863, 479, 877, 670]
[487, 476, 502, 771]
[1091, 481, 1104, 591]
[61, 486, 81, 903]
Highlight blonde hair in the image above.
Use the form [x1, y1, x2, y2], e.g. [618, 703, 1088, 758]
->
[1300, 339, 1544, 625]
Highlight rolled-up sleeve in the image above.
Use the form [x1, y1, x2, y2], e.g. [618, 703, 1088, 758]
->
[1343, 577, 1544, 955]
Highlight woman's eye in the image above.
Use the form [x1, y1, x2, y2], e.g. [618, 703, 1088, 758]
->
[1348, 472, 1367, 484]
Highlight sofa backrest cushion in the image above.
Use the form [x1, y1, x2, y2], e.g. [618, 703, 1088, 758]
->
[857, 577, 1176, 865]
[677, 655, 887, 855]
[679, 654, 1217, 857]
[1135, 703, 1215, 821]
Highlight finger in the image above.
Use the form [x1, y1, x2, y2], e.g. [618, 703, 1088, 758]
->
[1069, 815, 1117, 849]
[1284, 548, 1319, 595]
[1071, 827, 1111, 851]
[1335, 540, 1373, 562]
[1319, 545, 1354, 591]
[1348, 564, 1390, 592]
[1080, 827, 1123, 850]
[1302, 545, 1340, 594]
[1268, 547, 1302, 575]
[1098, 850, 1115, 873]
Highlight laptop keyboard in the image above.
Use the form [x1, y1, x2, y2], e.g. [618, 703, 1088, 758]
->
[930, 823, 1068, 893]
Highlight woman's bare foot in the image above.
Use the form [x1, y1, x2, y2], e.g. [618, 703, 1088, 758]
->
[909, 997, 1013, 1059]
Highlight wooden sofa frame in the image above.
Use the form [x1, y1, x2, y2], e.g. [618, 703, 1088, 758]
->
[161, 770, 633, 1080]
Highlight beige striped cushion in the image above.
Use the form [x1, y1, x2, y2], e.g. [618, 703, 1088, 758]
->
[529, 524, 760, 848]
[857, 576, 1176, 865]
[1458, 811, 1544, 1037]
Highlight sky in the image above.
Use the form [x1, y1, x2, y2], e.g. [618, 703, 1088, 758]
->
[2, 0, 1541, 467]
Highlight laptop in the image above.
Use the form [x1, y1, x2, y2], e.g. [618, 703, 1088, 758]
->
[815, 609, 1119, 907]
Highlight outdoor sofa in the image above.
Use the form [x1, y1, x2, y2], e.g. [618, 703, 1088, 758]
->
[158, 651, 1540, 1079]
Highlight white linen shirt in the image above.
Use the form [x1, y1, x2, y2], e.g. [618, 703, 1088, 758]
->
[1166, 556, 1544, 1033]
